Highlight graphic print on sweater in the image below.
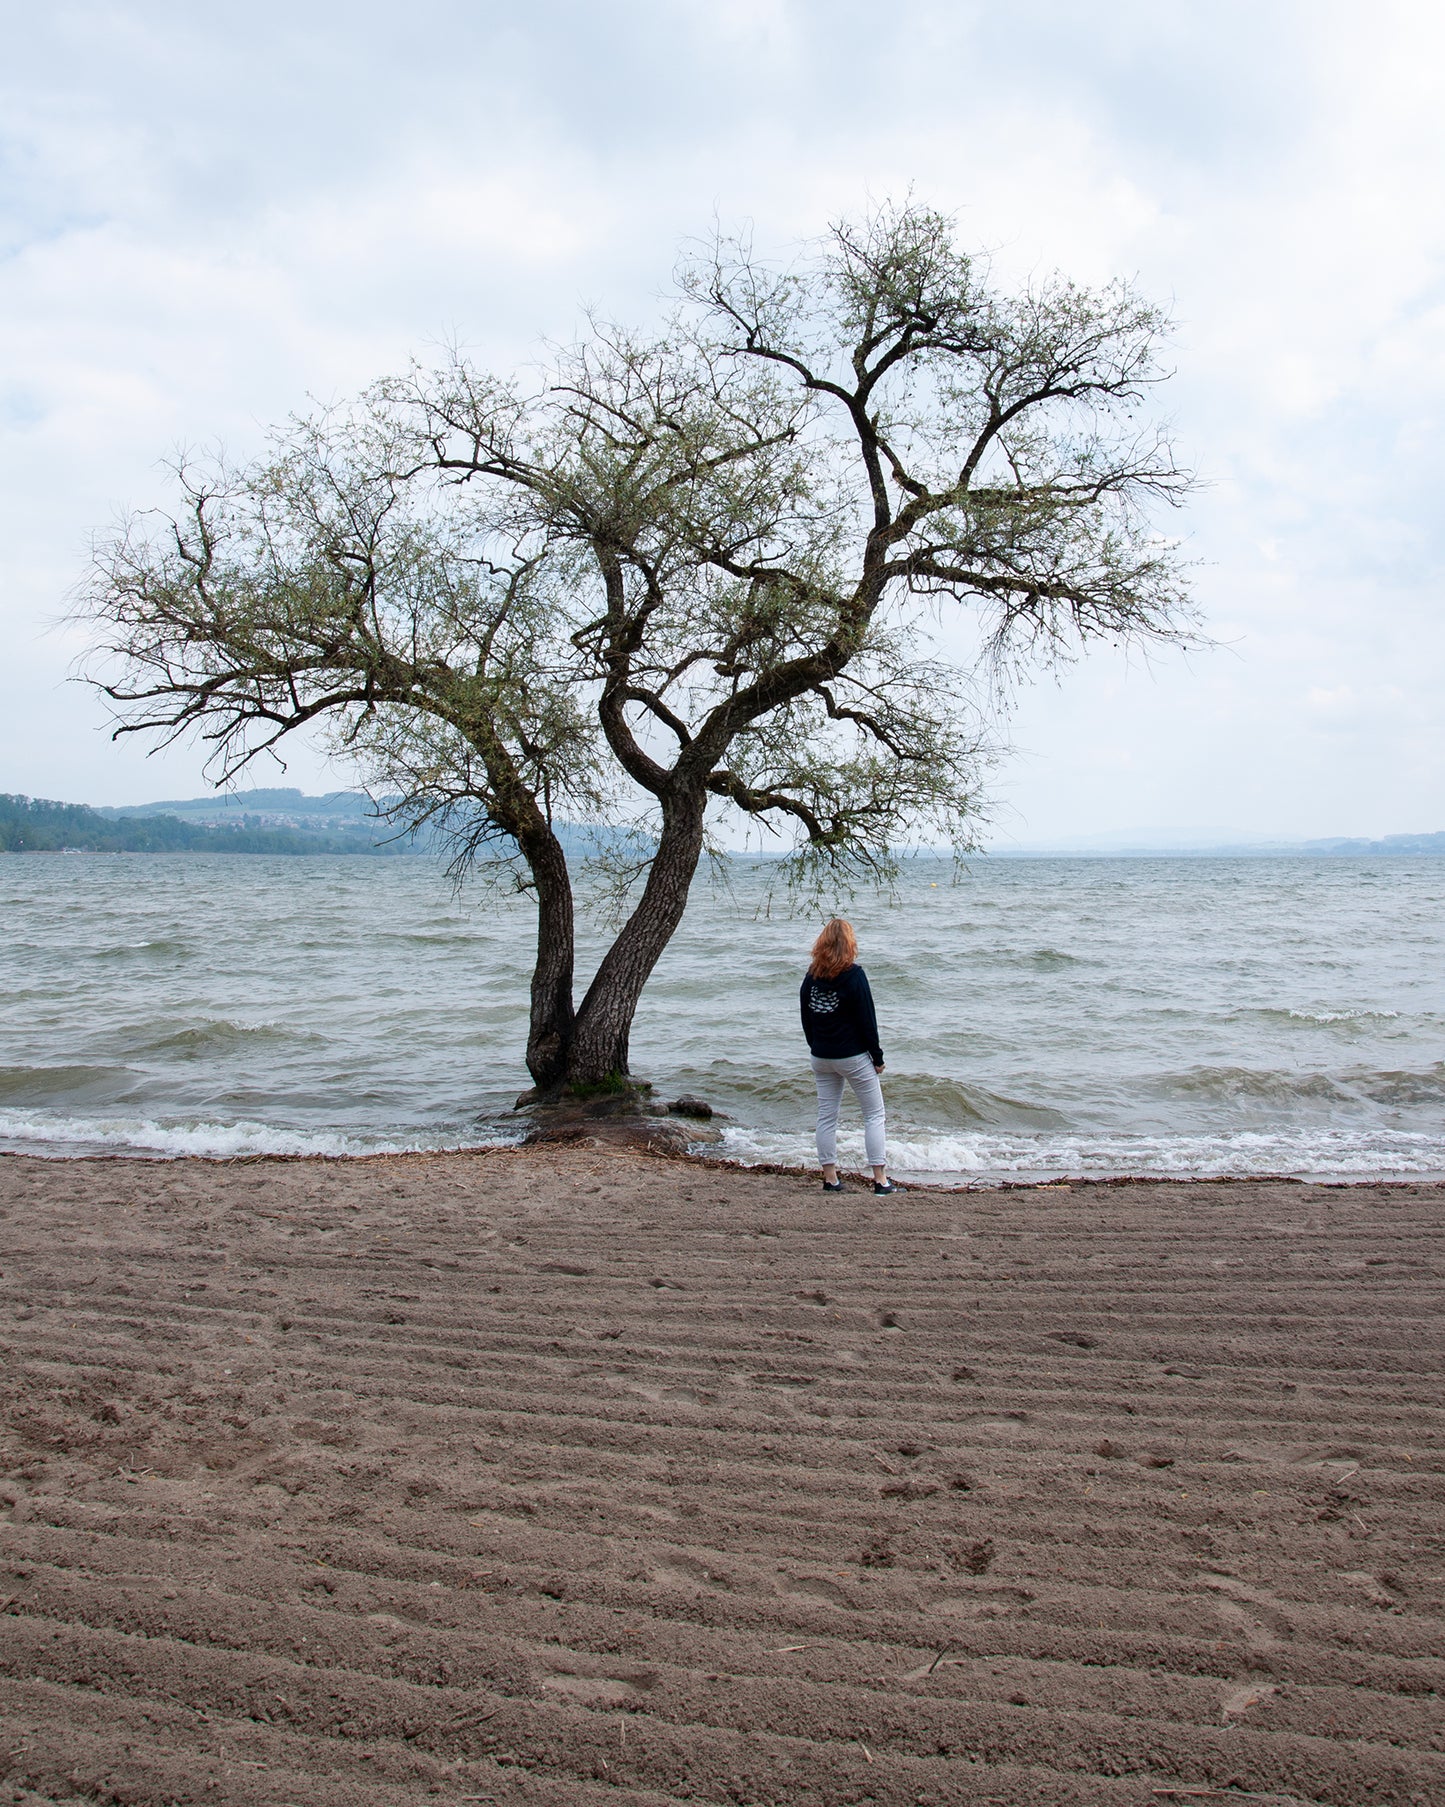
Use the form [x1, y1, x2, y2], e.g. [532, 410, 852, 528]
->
[809, 985, 840, 1015]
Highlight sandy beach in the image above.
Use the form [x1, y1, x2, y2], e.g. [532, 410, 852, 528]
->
[1, 1145, 1442, 1806]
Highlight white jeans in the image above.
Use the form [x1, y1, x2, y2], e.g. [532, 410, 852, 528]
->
[811, 1052, 887, 1168]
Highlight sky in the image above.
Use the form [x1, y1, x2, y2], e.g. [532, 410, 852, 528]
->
[2, 0, 1442, 844]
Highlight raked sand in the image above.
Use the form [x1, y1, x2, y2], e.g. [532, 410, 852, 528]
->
[1, 1146, 1442, 1805]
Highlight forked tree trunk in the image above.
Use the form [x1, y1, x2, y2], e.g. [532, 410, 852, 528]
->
[563, 784, 708, 1086]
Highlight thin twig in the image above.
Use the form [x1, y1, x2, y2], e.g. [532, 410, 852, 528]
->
[401, 1704, 499, 1741]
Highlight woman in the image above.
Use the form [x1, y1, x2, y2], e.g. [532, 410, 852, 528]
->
[800, 918, 899, 1194]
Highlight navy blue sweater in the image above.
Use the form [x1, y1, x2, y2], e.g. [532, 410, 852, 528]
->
[799, 963, 883, 1065]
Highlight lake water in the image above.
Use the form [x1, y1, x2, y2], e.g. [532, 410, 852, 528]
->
[1, 853, 1442, 1182]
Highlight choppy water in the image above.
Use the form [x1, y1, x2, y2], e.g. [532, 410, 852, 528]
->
[1, 853, 1442, 1181]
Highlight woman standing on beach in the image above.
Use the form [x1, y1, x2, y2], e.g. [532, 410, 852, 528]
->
[801, 919, 899, 1195]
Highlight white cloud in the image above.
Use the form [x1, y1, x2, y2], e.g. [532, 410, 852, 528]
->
[0, 0, 1441, 832]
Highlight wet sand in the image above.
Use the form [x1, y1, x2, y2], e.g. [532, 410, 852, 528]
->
[1, 1146, 1442, 1806]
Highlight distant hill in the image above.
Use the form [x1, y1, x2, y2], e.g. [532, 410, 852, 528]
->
[990, 829, 1445, 858]
[95, 786, 404, 847]
[10, 788, 1444, 860]
[0, 793, 414, 855]
[97, 787, 387, 833]
[2, 790, 639, 859]
[1300, 832, 1445, 856]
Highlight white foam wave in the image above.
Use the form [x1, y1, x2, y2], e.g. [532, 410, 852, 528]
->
[0, 1109, 510, 1161]
[716, 1124, 1445, 1183]
[1287, 1007, 1401, 1024]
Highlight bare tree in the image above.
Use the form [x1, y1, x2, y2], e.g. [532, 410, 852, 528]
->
[84, 202, 1195, 1094]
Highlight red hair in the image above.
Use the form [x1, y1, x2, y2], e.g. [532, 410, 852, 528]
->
[809, 918, 857, 980]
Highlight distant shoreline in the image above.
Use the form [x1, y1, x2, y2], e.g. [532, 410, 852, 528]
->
[6, 843, 1445, 862]
[0, 791, 416, 857]
[985, 841, 1445, 859]
[4, 789, 1443, 859]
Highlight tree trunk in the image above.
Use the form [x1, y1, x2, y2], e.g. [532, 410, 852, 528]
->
[518, 824, 576, 1091]
[565, 784, 707, 1085]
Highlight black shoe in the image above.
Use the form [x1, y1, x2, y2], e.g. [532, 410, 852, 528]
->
[874, 1180, 903, 1194]
[822, 1179, 844, 1192]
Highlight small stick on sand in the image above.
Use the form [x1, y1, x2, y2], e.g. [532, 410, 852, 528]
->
[402, 1704, 499, 1740]
[1151, 1792, 1306, 1804]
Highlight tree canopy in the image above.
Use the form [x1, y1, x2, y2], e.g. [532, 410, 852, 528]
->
[85, 201, 1196, 1091]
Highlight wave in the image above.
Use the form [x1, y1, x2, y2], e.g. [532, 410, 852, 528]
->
[1158, 1061, 1445, 1109]
[1347, 1062, 1445, 1107]
[969, 945, 1088, 970]
[660, 1062, 1071, 1133]
[90, 938, 193, 961]
[1286, 1007, 1401, 1025]
[1161, 1065, 1358, 1104]
[134, 1018, 322, 1057]
[0, 1109, 515, 1161]
[380, 930, 506, 948]
[1231, 1005, 1406, 1028]
[715, 1123, 1445, 1183]
[0, 1065, 134, 1105]
[879, 1071, 1069, 1129]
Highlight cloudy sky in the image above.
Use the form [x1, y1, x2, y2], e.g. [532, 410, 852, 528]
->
[3, 0, 1441, 843]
